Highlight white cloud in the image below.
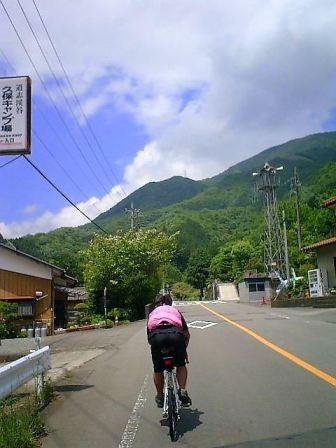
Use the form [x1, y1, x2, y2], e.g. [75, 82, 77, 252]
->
[21, 204, 39, 215]
[1, 0, 336, 236]
[0, 185, 124, 238]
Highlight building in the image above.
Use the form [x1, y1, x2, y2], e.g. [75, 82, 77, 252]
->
[0, 243, 77, 333]
[238, 272, 273, 303]
[302, 195, 336, 291]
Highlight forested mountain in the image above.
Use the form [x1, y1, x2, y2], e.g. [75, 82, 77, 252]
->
[11, 132, 336, 281]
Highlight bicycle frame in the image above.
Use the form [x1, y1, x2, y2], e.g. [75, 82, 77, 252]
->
[162, 366, 180, 419]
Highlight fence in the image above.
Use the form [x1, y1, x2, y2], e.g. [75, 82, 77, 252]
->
[0, 346, 51, 400]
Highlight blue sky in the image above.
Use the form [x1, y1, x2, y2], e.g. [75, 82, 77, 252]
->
[1, 0, 336, 237]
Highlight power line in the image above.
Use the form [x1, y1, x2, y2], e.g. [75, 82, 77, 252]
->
[0, 0, 109, 197]
[16, 0, 122, 197]
[0, 47, 105, 207]
[31, 0, 128, 198]
[23, 155, 108, 234]
[33, 130, 103, 215]
[0, 155, 22, 169]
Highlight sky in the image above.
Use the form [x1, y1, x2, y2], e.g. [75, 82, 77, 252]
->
[0, 0, 336, 238]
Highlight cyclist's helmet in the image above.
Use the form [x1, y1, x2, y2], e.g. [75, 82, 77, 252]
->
[154, 293, 173, 307]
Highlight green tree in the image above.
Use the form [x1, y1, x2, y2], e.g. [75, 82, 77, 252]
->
[210, 240, 262, 281]
[83, 229, 176, 320]
[0, 302, 18, 339]
[186, 248, 211, 297]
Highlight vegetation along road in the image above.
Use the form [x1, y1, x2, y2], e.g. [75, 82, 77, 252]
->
[43, 301, 336, 447]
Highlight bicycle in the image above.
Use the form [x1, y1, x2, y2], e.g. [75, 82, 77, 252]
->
[161, 347, 181, 441]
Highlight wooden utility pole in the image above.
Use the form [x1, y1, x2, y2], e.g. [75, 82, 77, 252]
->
[125, 201, 141, 231]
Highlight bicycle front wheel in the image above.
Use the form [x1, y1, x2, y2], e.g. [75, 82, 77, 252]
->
[168, 388, 178, 441]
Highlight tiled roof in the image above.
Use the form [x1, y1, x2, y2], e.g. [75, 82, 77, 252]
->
[302, 236, 336, 251]
[323, 196, 336, 207]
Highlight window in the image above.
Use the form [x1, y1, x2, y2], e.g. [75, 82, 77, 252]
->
[18, 302, 33, 316]
[248, 282, 265, 292]
[249, 283, 257, 292]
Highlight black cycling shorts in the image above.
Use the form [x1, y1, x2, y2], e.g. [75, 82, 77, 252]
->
[149, 326, 186, 373]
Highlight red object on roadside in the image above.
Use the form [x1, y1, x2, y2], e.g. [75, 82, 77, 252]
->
[261, 296, 267, 305]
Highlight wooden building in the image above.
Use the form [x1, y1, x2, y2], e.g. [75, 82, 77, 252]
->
[0, 242, 77, 333]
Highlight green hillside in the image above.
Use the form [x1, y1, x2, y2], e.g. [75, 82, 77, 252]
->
[11, 132, 336, 281]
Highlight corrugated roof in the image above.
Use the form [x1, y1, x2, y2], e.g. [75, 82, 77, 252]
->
[323, 195, 336, 207]
[302, 236, 336, 251]
[0, 296, 34, 301]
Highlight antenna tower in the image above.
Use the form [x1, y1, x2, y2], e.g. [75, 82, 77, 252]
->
[253, 162, 287, 279]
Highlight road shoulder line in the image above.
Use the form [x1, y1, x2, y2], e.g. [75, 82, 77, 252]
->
[200, 304, 336, 388]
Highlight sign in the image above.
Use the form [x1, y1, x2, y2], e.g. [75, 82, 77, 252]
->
[0, 76, 31, 155]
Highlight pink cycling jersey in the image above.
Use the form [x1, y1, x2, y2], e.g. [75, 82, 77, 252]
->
[147, 305, 183, 331]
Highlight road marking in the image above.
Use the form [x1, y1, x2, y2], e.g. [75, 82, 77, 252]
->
[118, 375, 149, 448]
[270, 312, 290, 319]
[200, 304, 336, 388]
[188, 320, 218, 329]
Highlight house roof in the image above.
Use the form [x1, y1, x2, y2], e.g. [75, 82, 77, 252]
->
[0, 242, 77, 285]
[323, 195, 336, 207]
[0, 296, 34, 301]
[302, 236, 336, 251]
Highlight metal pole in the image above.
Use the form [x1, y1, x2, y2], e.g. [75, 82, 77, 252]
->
[103, 286, 107, 326]
[294, 167, 302, 250]
[282, 210, 290, 281]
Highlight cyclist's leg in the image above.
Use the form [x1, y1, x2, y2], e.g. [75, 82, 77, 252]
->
[176, 365, 187, 389]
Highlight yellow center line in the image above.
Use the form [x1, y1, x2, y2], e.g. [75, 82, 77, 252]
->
[200, 303, 336, 388]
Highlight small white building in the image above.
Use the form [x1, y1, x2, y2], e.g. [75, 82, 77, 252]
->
[238, 272, 273, 303]
[303, 195, 336, 291]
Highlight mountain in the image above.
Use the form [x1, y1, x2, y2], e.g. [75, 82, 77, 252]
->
[12, 131, 336, 279]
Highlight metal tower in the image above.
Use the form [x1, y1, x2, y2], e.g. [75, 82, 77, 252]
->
[253, 162, 287, 279]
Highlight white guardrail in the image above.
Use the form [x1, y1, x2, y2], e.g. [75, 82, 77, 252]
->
[0, 346, 51, 400]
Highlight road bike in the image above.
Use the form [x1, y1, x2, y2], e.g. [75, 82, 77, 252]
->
[161, 347, 181, 441]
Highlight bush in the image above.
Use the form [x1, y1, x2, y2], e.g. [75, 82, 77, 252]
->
[171, 282, 199, 300]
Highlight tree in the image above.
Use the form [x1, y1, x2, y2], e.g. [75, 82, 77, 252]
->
[210, 240, 261, 282]
[0, 302, 18, 339]
[186, 248, 211, 297]
[171, 282, 199, 300]
[83, 229, 176, 320]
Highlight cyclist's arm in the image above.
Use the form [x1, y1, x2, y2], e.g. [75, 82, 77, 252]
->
[180, 314, 190, 347]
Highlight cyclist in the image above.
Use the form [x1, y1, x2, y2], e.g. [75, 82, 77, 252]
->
[147, 293, 192, 408]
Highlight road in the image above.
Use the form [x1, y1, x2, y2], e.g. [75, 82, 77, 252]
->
[43, 301, 336, 447]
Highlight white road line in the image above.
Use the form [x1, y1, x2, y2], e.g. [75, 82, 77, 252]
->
[118, 375, 149, 448]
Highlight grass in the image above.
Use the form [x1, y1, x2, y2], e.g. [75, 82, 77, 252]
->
[0, 380, 54, 448]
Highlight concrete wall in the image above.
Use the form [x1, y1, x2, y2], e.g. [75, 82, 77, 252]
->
[238, 281, 273, 303]
[0, 246, 52, 280]
[317, 244, 336, 288]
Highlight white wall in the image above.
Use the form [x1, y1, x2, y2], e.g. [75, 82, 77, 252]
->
[0, 246, 52, 280]
[317, 244, 336, 288]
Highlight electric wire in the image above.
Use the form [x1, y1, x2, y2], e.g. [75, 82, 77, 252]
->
[23, 155, 108, 234]
[31, 0, 128, 198]
[0, 47, 104, 212]
[0, 0, 109, 197]
[0, 155, 22, 168]
[33, 130, 103, 215]
[16, 0, 122, 197]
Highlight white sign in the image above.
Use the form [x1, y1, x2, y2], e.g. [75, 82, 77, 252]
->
[0, 76, 31, 155]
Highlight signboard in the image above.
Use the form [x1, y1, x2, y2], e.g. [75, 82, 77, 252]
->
[0, 76, 31, 155]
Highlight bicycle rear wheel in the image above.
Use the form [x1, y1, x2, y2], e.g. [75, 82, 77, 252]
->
[168, 388, 178, 441]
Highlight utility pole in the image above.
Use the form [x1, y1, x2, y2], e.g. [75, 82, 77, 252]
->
[290, 167, 302, 250]
[103, 287, 107, 326]
[125, 201, 141, 231]
[282, 210, 290, 282]
[253, 162, 287, 279]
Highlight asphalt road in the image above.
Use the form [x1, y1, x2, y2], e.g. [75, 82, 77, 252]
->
[43, 301, 336, 447]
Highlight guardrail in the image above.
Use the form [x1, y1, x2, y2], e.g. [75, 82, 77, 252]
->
[0, 346, 51, 400]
